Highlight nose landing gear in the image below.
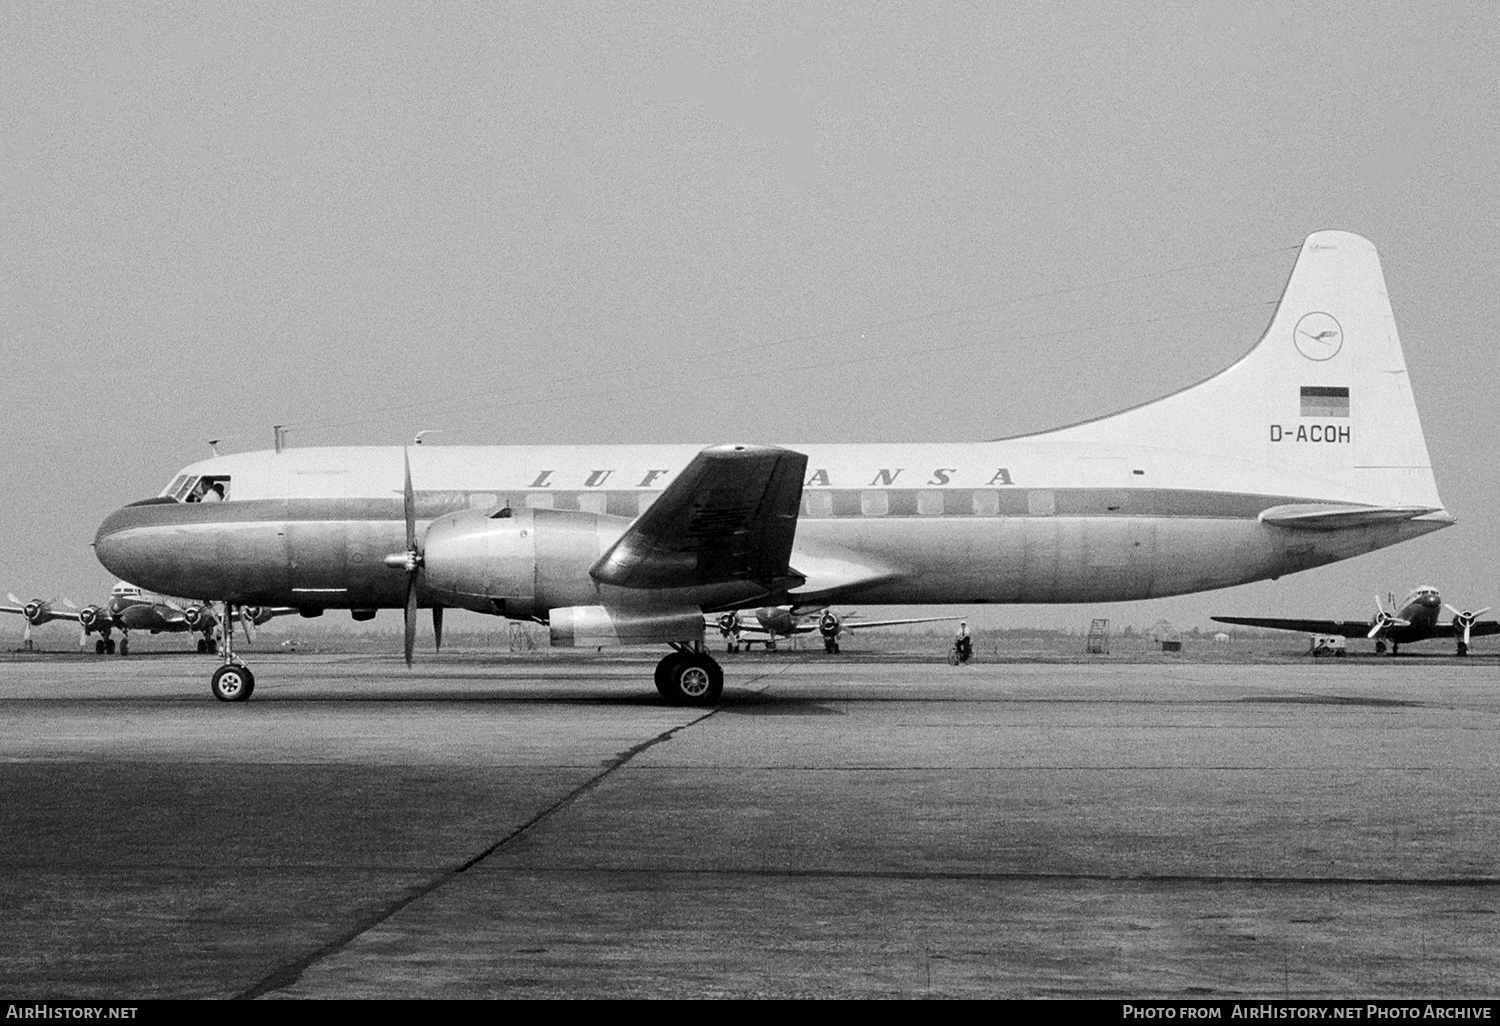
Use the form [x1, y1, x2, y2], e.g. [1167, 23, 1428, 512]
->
[209, 600, 254, 702]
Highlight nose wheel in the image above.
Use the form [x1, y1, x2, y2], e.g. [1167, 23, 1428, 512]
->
[211, 663, 255, 702]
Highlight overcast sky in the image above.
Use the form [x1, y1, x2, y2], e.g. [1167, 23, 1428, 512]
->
[3, 2, 1498, 641]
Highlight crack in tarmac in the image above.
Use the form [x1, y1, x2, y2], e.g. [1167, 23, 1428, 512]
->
[235, 665, 790, 1000]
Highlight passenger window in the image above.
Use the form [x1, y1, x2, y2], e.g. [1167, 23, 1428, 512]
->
[578, 493, 607, 514]
[1027, 489, 1056, 515]
[804, 491, 833, 517]
[972, 490, 1000, 515]
[917, 490, 944, 515]
[860, 490, 889, 516]
[637, 493, 655, 514]
[468, 492, 498, 510]
[525, 493, 555, 509]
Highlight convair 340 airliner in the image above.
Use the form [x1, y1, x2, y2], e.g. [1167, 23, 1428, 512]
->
[94, 231, 1452, 704]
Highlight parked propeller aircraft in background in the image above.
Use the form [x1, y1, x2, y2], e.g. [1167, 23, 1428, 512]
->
[711, 608, 959, 653]
[1212, 586, 1497, 656]
[4, 582, 293, 654]
[1, 593, 80, 651]
[93, 232, 1458, 704]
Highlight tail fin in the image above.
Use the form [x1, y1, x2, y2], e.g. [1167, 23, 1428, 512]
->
[1051, 230, 1444, 509]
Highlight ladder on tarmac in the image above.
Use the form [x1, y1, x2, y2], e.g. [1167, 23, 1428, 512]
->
[1086, 618, 1110, 654]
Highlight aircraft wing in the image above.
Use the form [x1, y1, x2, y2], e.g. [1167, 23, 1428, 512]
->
[841, 615, 962, 632]
[592, 445, 807, 591]
[0, 605, 81, 622]
[231, 607, 300, 623]
[1416, 621, 1500, 639]
[1210, 616, 1377, 638]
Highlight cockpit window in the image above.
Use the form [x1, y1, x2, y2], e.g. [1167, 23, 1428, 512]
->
[184, 475, 231, 503]
[162, 475, 190, 499]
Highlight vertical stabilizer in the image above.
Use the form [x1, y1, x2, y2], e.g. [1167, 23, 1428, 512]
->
[1051, 231, 1443, 509]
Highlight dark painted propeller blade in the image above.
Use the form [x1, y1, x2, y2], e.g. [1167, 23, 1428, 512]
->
[403, 447, 417, 555]
[404, 579, 417, 668]
[433, 604, 444, 652]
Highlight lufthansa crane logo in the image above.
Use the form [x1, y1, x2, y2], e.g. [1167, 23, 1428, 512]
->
[1293, 312, 1343, 361]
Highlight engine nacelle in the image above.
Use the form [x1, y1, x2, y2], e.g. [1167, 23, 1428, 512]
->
[422, 507, 628, 620]
[550, 605, 706, 647]
[182, 605, 216, 632]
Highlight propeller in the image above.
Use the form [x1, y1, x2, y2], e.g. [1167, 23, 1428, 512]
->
[239, 607, 261, 643]
[383, 448, 424, 666]
[716, 612, 739, 637]
[9, 594, 48, 624]
[1367, 594, 1411, 639]
[1444, 603, 1491, 650]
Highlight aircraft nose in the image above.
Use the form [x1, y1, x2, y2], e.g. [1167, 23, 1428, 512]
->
[94, 499, 183, 592]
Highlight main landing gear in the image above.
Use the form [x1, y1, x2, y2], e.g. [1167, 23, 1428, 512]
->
[209, 600, 254, 702]
[655, 644, 724, 706]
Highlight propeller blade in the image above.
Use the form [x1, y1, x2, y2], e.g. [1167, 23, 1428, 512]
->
[1473, 607, 1491, 619]
[432, 605, 444, 652]
[1464, 622, 1473, 648]
[1367, 623, 1383, 639]
[404, 579, 417, 668]
[241, 612, 255, 644]
[403, 447, 417, 555]
[64, 598, 78, 610]
[7, 593, 21, 605]
[1374, 594, 1388, 615]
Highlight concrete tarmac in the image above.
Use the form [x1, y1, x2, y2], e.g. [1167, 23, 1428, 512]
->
[1, 650, 1497, 999]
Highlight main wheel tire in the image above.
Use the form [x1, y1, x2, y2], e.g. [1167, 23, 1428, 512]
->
[105, 639, 116, 654]
[95, 639, 105, 655]
[196, 638, 207, 654]
[655, 653, 689, 698]
[657, 653, 723, 706]
[119, 639, 129, 656]
[211, 664, 255, 702]
[208, 638, 218, 655]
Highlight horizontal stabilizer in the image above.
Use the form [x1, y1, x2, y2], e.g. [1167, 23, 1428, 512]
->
[1257, 503, 1445, 531]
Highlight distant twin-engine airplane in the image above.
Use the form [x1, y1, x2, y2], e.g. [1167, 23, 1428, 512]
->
[2, 582, 293, 654]
[94, 231, 1455, 704]
[1212, 586, 1497, 655]
[710, 607, 959, 653]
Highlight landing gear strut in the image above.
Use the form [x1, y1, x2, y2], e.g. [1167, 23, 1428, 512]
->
[209, 600, 254, 702]
[654, 644, 723, 706]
